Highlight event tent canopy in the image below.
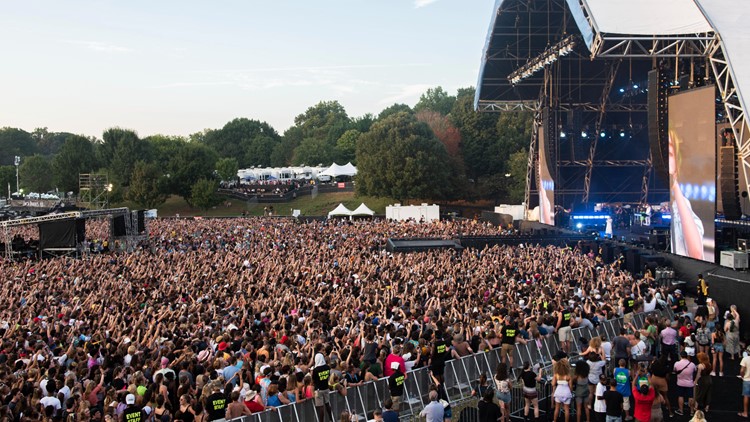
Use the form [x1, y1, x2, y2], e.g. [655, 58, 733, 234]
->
[319, 163, 357, 177]
[351, 203, 375, 216]
[328, 203, 353, 217]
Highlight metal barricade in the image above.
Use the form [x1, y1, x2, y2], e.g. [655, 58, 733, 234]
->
[229, 308, 676, 422]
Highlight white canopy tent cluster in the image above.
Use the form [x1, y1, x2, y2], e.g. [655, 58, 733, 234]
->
[236, 162, 357, 183]
[327, 203, 375, 219]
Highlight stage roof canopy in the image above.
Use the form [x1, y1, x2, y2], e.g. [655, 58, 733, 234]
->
[475, 0, 748, 120]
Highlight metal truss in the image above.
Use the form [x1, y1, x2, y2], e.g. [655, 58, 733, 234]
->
[559, 160, 650, 167]
[81, 207, 129, 218]
[593, 36, 717, 58]
[706, 37, 750, 192]
[526, 105, 542, 213]
[0, 211, 82, 228]
[583, 59, 621, 204]
[640, 153, 653, 204]
[476, 100, 538, 113]
[478, 101, 646, 113]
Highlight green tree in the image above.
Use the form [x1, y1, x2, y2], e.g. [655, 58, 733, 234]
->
[270, 129, 301, 166]
[0, 127, 37, 166]
[98, 128, 140, 169]
[32, 127, 70, 156]
[356, 112, 453, 201]
[52, 135, 98, 193]
[377, 103, 413, 121]
[0, 166, 14, 196]
[201, 118, 280, 168]
[143, 135, 187, 170]
[450, 93, 501, 181]
[414, 86, 456, 116]
[292, 138, 332, 166]
[190, 178, 220, 211]
[351, 114, 374, 133]
[165, 142, 218, 202]
[507, 148, 528, 203]
[126, 161, 168, 209]
[334, 129, 360, 165]
[216, 157, 239, 182]
[19, 154, 52, 193]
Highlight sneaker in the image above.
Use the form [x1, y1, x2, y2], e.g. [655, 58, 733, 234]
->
[710, 371, 716, 376]
[675, 410, 684, 416]
[720, 372, 724, 377]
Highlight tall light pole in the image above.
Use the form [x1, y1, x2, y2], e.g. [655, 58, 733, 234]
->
[14, 156, 20, 195]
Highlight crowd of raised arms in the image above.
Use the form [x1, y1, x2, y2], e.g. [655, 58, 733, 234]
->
[0, 218, 740, 422]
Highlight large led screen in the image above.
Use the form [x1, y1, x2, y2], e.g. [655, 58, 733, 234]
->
[538, 118, 555, 225]
[668, 86, 716, 262]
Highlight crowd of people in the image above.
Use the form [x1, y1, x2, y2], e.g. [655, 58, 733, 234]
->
[0, 217, 743, 422]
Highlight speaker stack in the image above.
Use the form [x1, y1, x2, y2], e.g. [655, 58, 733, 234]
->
[720, 145, 742, 219]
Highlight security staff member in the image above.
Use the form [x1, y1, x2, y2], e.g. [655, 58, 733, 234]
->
[122, 394, 142, 422]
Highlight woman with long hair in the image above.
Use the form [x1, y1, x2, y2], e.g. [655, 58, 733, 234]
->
[694, 352, 712, 413]
[648, 354, 673, 417]
[494, 363, 512, 422]
[552, 359, 573, 422]
[518, 361, 542, 420]
[711, 328, 725, 376]
[573, 360, 590, 422]
[725, 306, 741, 360]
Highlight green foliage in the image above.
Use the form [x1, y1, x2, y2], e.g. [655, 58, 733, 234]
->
[98, 128, 147, 186]
[0, 127, 37, 166]
[190, 178, 220, 211]
[216, 157, 239, 182]
[377, 103, 413, 121]
[507, 148, 528, 204]
[291, 101, 351, 165]
[143, 135, 187, 170]
[270, 131, 299, 167]
[126, 161, 168, 209]
[356, 112, 453, 201]
[0, 166, 15, 196]
[334, 129, 360, 165]
[200, 118, 280, 168]
[350, 114, 374, 133]
[165, 142, 218, 202]
[414, 86, 456, 116]
[52, 135, 98, 193]
[19, 154, 52, 193]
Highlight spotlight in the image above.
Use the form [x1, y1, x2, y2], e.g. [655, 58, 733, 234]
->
[600, 132, 606, 138]
[581, 131, 588, 138]
[576, 223, 583, 229]
[633, 84, 639, 89]
[620, 130, 626, 138]
[619, 88, 625, 93]
[560, 131, 567, 138]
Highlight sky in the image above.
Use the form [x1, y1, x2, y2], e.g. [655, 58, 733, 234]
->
[0, 0, 494, 139]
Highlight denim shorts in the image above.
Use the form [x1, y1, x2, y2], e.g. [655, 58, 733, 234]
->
[743, 381, 750, 397]
[713, 343, 724, 353]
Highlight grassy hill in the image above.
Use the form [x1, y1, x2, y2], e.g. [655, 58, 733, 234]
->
[118, 191, 397, 217]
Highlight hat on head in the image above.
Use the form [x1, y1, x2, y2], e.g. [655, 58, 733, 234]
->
[126, 394, 136, 405]
[675, 289, 682, 295]
[197, 349, 211, 362]
[143, 406, 152, 415]
[218, 342, 228, 351]
[245, 390, 257, 400]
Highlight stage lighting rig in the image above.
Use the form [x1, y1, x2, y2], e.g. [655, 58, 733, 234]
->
[508, 35, 577, 85]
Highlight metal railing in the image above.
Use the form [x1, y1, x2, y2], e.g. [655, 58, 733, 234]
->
[228, 307, 674, 422]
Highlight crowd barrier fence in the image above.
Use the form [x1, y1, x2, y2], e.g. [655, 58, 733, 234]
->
[228, 307, 674, 422]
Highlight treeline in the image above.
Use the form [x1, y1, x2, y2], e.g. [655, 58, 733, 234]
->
[0, 86, 531, 209]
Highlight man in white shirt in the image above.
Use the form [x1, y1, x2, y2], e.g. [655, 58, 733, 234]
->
[593, 373, 608, 421]
[39, 382, 61, 417]
[740, 347, 750, 417]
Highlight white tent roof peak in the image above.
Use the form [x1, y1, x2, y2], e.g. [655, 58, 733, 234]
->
[320, 163, 357, 177]
[328, 203, 353, 216]
[351, 203, 375, 216]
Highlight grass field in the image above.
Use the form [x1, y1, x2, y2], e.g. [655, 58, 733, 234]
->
[118, 191, 398, 217]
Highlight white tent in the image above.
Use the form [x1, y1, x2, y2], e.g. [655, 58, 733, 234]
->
[320, 163, 357, 177]
[328, 203, 353, 217]
[351, 203, 375, 216]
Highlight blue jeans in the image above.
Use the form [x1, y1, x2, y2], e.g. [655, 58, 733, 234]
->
[606, 416, 622, 422]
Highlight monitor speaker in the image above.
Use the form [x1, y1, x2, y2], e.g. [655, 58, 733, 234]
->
[720, 145, 742, 220]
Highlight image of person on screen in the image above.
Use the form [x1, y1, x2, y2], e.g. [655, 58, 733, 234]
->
[669, 130, 704, 260]
[539, 182, 553, 225]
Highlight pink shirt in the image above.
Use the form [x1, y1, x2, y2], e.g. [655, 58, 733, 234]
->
[674, 359, 695, 387]
[384, 354, 406, 377]
[659, 327, 677, 346]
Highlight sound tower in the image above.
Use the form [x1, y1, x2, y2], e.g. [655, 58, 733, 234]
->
[720, 144, 742, 219]
[648, 68, 669, 185]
